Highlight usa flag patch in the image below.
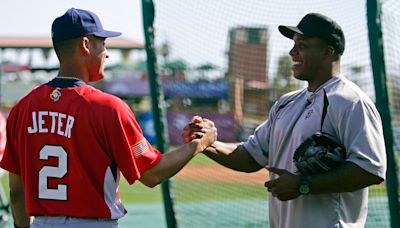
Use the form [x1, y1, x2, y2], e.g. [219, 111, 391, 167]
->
[131, 139, 150, 158]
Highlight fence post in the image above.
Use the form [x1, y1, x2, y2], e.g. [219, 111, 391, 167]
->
[366, 1, 400, 228]
[142, 1, 178, 227]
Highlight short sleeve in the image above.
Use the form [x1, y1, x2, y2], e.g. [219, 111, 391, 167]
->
[243, 101, 279, 167]
[338, 100, 386, 179]
[105, 101, 162, 185]
[0, 108, 21, 174]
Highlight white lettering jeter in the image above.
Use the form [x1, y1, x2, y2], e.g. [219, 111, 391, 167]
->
[27, 111, 75, 138]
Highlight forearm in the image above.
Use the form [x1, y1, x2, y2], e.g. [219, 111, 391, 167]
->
[9, 174, 30, 227]
[10, 194, 30, 227]
[265, 162, 384, 201]
[308, 161, 384, 194]
[204, 142, 262, 173]
[140, 140, 203, 187]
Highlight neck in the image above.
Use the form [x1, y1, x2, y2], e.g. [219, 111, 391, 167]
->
[58, 63, 88, 83]
[307, 61, 340, 92]
[56, 76, 83, 81]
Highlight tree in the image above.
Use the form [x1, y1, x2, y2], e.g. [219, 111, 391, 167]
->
[276, 55, 293, 81]
[163, 59, 189, 80]
[268, 55, 297, 108]
[195, 62, 218, 71]
[163, 59, 189, 72]
[195, 62, 219, 80]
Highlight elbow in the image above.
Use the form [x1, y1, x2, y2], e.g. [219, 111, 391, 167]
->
[140, 174, 163, 188]
[366, 170, 385, 186]
[229, 165, 261, 173]
[242, 167, 261, 173]
[242, 159, 263, 173]
[361, 174, 384, 189]
[142, 181, 159, 188]
[373, 176, 384, 185]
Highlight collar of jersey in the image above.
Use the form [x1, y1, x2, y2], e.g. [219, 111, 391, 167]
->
[305, 75, 341, 101]
[46, 77, 86, 88]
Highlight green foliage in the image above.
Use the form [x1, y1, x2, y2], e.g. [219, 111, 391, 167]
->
[195, 62, 218, 71]
[163, 59, 189, 72]
[269, 54, 298, 106]
[276, 55, 293, 80]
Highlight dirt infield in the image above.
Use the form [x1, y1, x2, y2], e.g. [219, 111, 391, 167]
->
[175, 163, 269, 184]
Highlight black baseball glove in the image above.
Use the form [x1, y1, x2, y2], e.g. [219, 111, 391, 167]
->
[293, 132, 346, 176]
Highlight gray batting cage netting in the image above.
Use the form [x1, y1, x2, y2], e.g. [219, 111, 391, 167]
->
[144, 0, 399, 227]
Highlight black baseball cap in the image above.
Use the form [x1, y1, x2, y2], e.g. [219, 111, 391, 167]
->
[52, 8, 121, 43]
[278, 13, 345, 55]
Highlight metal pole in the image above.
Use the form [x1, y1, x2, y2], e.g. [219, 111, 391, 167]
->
[141, 1, 177, 227]
[366, 1, 400, 228]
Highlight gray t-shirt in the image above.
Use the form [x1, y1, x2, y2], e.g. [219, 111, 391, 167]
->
[243, 75, 386, 228]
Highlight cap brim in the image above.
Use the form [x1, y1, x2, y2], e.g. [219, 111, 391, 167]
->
[278, 25, 303, 39]
[93, 30, 122, 38]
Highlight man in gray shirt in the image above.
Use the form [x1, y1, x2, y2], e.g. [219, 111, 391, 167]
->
[183, 12, 386, 228]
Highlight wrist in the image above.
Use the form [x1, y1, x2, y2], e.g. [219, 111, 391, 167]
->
[14, 222, 30, 228]
[298, 175, 311, 195]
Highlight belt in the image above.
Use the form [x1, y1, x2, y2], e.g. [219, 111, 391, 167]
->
[35, 216, 117, 221]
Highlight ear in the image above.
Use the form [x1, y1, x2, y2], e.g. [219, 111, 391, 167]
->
[324, 46, 335, 57]
[80, 37, 91, 55]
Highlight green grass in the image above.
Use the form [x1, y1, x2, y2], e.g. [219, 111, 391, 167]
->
[118, 153, 215, 204]
[0, 175, 8, 200]
[0, 173, 163, 204]
[0, 160, 391, 205]
[120, 179, 163, 204]
[120, 178, 388, 203]
[368, 184, 388, 197]
[187, 153, 215, 165]
[173, 179, 267, 203]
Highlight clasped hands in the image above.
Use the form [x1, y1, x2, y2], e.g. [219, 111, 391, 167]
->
[181, 116, 301, 201]
[181, 115, 218, 150]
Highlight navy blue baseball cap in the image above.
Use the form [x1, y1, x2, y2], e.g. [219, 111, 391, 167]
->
[52, 8, 121, 43]
[279, 13, 345, 55]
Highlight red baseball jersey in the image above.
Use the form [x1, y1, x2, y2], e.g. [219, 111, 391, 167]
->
[0, 78, 162, 219]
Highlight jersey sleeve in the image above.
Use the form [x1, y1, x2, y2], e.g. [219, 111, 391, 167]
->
[0, 107, 21, 174]
[336, 100, 387, 179]
[104, 100, 162, 185]
[243, 101, 280, 167]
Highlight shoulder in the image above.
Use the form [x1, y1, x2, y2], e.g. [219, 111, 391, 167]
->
[78, 86, 127, 106]
[80, 86, 132, 115]
[276, 89, 305, 105]
[322, 76, 381, 125]
[324, 76, 375, 109]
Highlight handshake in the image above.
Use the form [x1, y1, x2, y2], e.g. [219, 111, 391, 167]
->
[181, 116, 218, 150]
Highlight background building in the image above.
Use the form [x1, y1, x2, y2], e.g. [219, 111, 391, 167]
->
[226, 26, 269, 137]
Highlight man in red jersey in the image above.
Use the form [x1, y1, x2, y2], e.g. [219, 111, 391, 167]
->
[0, 8, 216, 228]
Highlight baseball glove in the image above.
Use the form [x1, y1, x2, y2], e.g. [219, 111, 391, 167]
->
[293, 132, 346, 176]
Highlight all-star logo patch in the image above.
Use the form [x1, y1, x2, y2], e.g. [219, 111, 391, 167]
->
[305, 109, 314, 119]
[50, 88, 62, 102]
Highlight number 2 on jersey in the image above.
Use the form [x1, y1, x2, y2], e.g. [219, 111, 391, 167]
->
[38, 145, 67, 200]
